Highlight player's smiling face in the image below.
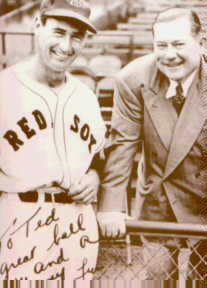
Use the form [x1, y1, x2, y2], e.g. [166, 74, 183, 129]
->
[153, 16, 201, 82]
[35, 17, 86, 73]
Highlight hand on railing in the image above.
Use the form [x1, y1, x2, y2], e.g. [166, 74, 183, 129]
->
[97, 211, 127, 238]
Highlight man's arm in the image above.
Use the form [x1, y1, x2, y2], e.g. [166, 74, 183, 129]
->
[97, 75, 143, 237]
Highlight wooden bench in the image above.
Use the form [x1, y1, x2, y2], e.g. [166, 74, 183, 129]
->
[85, 32, 153, 64]
[135, 12, 157, 19]
[173, 1, 206, 8]
[86, 34, 131, 47]
[129, 18, 155, 25]
[81, 47, 104, 59]
[87, 33, 153, 48]
[117, 23, 152, 32]
[98, 29, 152, 37]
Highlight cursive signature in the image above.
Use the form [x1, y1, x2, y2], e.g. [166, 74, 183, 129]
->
[0, 246, 36, 279]
[10, 207, 42, 238]
[34, 247, 69, 275]
[48, 267, 66, 280]
[34, 208, 60, 231]
[47, 213, 86, 251]
[75, 257, 96, 280]
[80, 235, 99, 249]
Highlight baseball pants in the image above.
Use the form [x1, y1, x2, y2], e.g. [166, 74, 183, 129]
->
[0, 192, 99, 286]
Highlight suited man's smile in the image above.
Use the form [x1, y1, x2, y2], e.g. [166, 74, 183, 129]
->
[153, 16, 201, 81]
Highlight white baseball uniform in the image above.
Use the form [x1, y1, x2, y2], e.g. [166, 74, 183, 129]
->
[0, 57, 106, 284]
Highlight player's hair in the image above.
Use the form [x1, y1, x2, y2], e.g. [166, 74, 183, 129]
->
[152, 8, 201, 37]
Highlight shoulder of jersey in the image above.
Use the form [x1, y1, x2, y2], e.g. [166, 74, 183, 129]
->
[68, 72, 97, 98]
[0, 64, 18, 89]
[0, 58, 29, 79]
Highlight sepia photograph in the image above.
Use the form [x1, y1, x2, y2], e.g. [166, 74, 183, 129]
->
[0, 0, 206, 287]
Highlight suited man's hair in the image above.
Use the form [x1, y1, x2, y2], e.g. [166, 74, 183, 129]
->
[152, 8, 201, 37]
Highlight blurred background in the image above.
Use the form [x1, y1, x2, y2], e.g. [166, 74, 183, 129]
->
[0, 0, 206, 71]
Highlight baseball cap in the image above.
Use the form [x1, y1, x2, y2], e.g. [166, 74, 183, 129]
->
[40, 0, 97, 33]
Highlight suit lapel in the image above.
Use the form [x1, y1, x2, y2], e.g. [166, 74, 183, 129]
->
[164, 67, 206, 179]
[142, 70, 177, 150]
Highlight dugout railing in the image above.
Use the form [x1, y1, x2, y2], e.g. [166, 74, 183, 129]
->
[94, 220, 207, 281]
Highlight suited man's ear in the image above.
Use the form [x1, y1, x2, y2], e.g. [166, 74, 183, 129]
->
[200, 37, 207, 55]
[33, 15, 42, 31]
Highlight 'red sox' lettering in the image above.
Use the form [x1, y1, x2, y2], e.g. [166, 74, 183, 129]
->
[70, 114, 97, 153]
[3, 110, 47, 151]
[3, 112, 97, 153]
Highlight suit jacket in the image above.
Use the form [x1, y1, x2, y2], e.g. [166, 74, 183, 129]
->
[99, 53, 207, 225]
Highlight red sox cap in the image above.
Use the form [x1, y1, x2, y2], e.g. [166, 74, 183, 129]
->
[40, 0, 97, 33]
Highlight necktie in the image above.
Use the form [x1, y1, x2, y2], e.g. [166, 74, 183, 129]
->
[172, 83, 185, 115]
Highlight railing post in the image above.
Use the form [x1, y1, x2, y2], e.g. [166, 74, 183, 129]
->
[31, 33, 35, 54]
[128, 34, 134, 62]
[1, 32, 7, 69]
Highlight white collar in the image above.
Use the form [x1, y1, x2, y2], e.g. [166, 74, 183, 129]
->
[166, 69, 197, 99]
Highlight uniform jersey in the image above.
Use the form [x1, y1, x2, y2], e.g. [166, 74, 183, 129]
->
[0, 58, 106, 282]
[0, 58, 106, 193]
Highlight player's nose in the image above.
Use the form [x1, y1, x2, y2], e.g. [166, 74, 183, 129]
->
[59, 36, 73, 55]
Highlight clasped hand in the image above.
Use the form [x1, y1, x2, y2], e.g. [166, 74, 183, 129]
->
[69, 169, 100, 205]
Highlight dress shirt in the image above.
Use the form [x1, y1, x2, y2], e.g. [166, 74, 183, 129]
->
[165, 69, 198, 99]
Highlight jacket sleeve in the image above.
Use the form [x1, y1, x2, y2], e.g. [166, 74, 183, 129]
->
[98, 75, 144, 212]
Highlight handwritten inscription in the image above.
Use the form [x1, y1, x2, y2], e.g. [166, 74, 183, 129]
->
[34, 208, 59, 231]
[10, 207, 42, 238]
[0, 246, 36, 280]
[80, 235, 99, 249]
[0, 207, 98, 280]
[47, 213, 86, 251]
[75, 258, 96, 280]
[48, 267, 66, 280]
[34, 247, 69, 275]
[0, 218, 18, 253]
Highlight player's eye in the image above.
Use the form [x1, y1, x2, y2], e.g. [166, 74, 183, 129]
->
[53, 29, 65, 36]
[71, 32, 84, 41]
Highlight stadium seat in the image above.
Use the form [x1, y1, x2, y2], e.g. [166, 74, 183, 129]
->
[81, 47, 104, 60]
[129, 18, 155, 25]
[117, 23, 152, 31]
[89, 55, 122, 78]
[86, 33, 131, 47]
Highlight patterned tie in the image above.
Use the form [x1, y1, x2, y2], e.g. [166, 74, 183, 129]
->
[172, 83, 185, 115]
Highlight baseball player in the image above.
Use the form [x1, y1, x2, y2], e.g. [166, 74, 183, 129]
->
[0, 0, 105, 284]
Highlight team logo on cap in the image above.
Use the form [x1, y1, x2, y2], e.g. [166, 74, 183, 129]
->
[70, 0, 84, 8]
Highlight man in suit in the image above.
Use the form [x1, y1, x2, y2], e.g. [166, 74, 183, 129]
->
[97, 8, 207, 279]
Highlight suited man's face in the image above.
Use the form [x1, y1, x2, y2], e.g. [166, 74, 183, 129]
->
[153, 16, 201, 82]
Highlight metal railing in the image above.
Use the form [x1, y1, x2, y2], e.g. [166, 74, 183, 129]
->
[0, 31, 35, 69]
[94, 220, 207, 281]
